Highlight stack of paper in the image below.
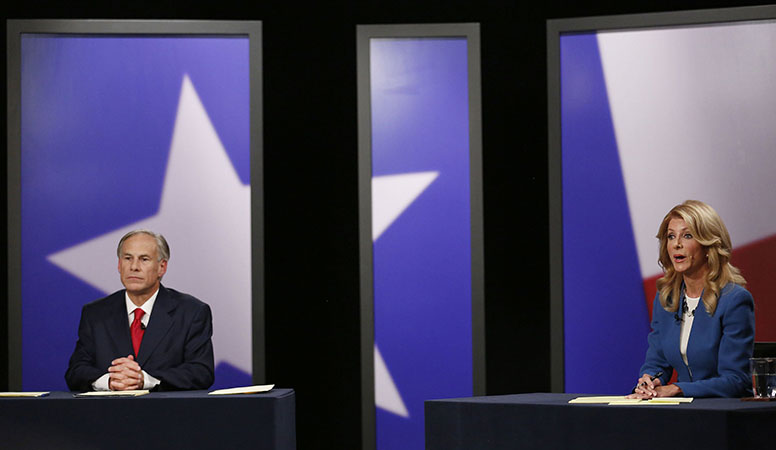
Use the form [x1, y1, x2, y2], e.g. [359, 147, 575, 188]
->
[74, 390, 150, 397]
[569, 396, 693, 405]
[208, 384, 275, 395]
[0, 392, 50, 398]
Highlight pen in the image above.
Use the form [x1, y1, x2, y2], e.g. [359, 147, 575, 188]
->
[639, 371, 664, 387]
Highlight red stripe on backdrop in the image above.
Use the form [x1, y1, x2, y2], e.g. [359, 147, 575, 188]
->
[642, 233, 776, 341]
[643, 274, 660, 322]
[731, 234, 776, 342]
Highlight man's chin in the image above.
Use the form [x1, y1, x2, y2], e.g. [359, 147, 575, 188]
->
[123, 284, 149, 295]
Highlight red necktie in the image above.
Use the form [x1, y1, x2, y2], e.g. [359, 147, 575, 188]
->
[131, 308, 145, 357]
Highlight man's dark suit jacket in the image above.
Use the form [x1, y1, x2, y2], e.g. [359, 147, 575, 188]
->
[65, 285, 215, 391]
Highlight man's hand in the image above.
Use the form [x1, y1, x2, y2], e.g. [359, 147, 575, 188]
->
[108, 355, 144, 391]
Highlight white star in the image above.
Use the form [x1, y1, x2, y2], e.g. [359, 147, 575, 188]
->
[47, 75, 252, 374]
[372, 170, 438, 418]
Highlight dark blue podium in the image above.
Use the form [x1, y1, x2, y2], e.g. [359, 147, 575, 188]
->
[426, 392, 776, 450]
[0, 388, 295, 450]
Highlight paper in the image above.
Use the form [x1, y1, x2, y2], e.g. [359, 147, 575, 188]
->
[618, 401, 681, 405]
[208, 384, 275, 395]
[648, 397, 693, 403]
[568, 396, 629, 403]
[74, 390, 150, 397]
[569, 396, 694, 405]
[0, 392, 50, 397]
[606, 398, 644, 405]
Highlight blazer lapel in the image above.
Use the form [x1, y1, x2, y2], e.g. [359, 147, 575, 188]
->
[137, 285, 176, 366]
[107, 291, 134, 358]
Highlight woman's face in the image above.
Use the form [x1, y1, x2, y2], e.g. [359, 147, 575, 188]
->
[665, 217, 707, 279]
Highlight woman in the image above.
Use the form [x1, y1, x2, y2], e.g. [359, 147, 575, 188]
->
[630, 200, 754, 398]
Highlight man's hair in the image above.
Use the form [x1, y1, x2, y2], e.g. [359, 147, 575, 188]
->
[116, 229, 170, 262]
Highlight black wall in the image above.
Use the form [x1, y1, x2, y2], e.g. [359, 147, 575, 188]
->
[2, 1, 771, 448]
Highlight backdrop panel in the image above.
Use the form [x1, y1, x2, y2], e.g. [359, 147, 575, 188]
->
[7, 20, 263, 391]
[549, 7, 776, 395]
[357, 24, 483, 450]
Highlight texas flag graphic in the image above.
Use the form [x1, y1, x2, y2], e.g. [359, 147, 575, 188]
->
[369, 37, 473, 450]
[20, 35, 252, 390]
[561, 21, 776, 394]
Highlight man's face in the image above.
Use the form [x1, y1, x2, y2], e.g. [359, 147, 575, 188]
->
[118, 234, 167, 299]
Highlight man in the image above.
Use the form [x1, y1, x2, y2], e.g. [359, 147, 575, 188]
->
[65, 230, 214, 391]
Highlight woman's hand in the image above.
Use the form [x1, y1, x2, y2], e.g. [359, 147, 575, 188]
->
[627, 373, 662, 399]
[627, 374, 683, 398]
[654, 384, 682, 397]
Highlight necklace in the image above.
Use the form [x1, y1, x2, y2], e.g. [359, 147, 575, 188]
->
[682, 289, 703, 317]
[682, 300, 697, 317]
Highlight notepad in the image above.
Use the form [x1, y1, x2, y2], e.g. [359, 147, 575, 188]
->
[74, 390, 150, 397]
[617, 401, 680, 405]
[0, 392, 50, 397]
[648, 397, 693, 403]
[606, 398, 644, 405]
[569, 396, 693, 405]
[568, 396, 629, 404]
[208, 384, 275, 395]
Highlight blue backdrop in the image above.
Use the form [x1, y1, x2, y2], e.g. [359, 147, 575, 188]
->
[370, 37, 473, 450]
[21, 35, 252, 390]
[560, 33, 650, 394]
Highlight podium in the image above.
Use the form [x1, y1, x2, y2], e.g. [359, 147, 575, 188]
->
[426, 392, 776, 450]
[0, 389, 296, 450]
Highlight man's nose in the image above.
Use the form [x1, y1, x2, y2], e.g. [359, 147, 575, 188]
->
[130, 259, 140, 270]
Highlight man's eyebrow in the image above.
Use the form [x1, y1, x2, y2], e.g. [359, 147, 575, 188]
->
[122, 252, 154, 258]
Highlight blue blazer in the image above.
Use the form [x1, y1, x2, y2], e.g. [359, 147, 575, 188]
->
[65, 285, 215, 391]
[640, 283, 754, 397]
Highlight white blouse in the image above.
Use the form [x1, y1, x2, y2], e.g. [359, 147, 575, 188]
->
[679, 295, 701, 376]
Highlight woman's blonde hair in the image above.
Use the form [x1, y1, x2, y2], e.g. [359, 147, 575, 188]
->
[655, 200, 745, 315]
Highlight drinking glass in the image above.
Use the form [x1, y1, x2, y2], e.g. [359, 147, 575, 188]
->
[750, 357, 776, 398]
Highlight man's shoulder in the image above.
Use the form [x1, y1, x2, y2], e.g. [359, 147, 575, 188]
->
[83, 290, 125, 311]
[160, 286, 209, 310]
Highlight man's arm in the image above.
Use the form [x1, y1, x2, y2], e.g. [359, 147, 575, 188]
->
[65, 305, 106, 391]
[148, 303, 215, 390]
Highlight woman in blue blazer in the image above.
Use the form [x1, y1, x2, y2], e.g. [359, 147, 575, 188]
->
[631, 200, 755, 398]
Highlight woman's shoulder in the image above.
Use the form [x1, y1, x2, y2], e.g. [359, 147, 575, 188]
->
[718, 283, 754, 308]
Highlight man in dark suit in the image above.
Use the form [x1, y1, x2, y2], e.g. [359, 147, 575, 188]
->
[65, 230, 214, 391]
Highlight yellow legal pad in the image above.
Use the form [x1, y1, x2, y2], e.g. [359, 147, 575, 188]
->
[0, 392, 50, 397]
[74, 390, 150, 397]
[569, 396, 693, 405]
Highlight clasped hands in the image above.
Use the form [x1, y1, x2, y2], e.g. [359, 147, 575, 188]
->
[627, 373, 682, 399]
[108, 355, 145, 391]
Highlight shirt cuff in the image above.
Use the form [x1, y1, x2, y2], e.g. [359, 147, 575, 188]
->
[91, 373, 111, 391]
[143, 370, 161, 390]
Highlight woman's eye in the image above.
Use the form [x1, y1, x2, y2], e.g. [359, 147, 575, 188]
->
[684, 234, 692, 239]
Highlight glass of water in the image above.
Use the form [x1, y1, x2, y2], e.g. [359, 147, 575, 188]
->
[750, 357, 776, 398]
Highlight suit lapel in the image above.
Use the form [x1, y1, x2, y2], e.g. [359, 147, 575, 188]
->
[137, 285, 176, 366]
[107, 291, 134, 357]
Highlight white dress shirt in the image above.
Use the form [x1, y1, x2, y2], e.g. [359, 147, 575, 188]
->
[91, 289, 162, 390]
